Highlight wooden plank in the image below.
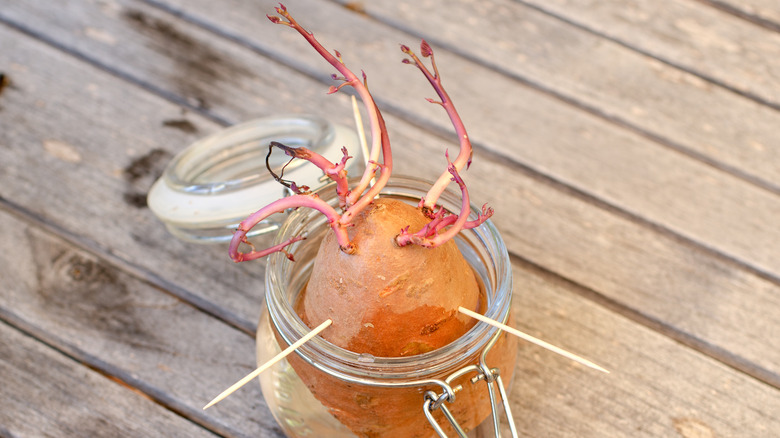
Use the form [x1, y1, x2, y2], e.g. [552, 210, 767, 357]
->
[7, 0, 780, 308]
[0, 320, 220, 438]
[0, 210, 281, 438]
[331, 0, 780, 194]
[1, 1, 779, 387]
[1, 3, 780, 436]
[470, 144, 780, 386]
[0, 12, 277, 333]
[703, 0, 780, 30]
[2, 206, 780, 437]
[517, 0, 780, 108]
[508, 259, 780, 437]
[127, 0, 780, 278]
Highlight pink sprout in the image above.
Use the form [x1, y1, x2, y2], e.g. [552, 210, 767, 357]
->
[228, 5, 489, 262]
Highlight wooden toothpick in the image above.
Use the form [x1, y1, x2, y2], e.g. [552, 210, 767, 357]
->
[203, 318, 333, 410]
[458, 307, 610, 374]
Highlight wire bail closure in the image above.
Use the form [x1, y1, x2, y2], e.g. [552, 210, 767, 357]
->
[422, 327, 518, 438]
[287, 312, 518, 437]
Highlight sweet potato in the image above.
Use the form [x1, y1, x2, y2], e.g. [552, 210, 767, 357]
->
[302, 197, 481, 357]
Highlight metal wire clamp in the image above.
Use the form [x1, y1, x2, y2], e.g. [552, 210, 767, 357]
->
[421, 328, 518, 438]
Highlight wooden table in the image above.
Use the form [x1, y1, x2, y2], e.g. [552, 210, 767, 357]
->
[2, 0, 779, 436]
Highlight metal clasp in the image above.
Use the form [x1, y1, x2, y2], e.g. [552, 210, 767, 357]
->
[422, 329, 518, 437]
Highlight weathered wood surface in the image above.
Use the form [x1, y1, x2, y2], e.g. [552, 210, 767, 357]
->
[0, 0, 778, 436]
[0, 208, 280, 437]
[5, 200, 780, 437]
[518, 0, 780, 109]
[334, 0, 780, 193]
[134, 0, 780, 276]
[703, 0, 780, 29]
[0, 320, 221, 438]
[6, 0, 780, 379]
[3, 0, 779, 382]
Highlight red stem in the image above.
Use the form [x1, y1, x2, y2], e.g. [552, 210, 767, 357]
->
[229, 6, 488, 261]
[270, 142, 351, 207]
[270, 6, 392, 215]
[229, 194, 354, 262]
[395, 162, 472, 248]
[401, 42, 473, 211]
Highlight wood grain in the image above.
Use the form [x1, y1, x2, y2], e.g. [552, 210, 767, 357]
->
[0, 210, 283, 438]
[0, 0, 778, 386]
[131, 0, 780, 277]
[2, 207, 779, 437]
[0, 14, 267, 334]
[331, 0, 780, 193]
[0, 320, 219, 438]
[1, 0, 780, 436]
[518, 0, 780, 108]
[508, 259, 780, 437]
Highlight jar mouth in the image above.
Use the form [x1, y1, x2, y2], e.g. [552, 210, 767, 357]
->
[147, 115, 362, 243]
[165, 115, 333, 195]
[265, 175, 513, 383]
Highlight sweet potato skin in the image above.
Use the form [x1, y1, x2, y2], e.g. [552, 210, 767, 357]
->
[302, 197, 481, 357]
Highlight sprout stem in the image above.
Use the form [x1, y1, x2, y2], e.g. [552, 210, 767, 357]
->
[230, 5, 487, 260]
[401, 42, 473, 211]
[269, 6, 392, 211]
[229, 194, 353, 262]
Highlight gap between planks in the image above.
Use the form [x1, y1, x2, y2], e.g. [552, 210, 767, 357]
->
[508, 252, 780, 390]
[327, 0, 780, 197]
[0, 13, 234, 128]
[5, 182, 777, 407]
[3, 3, 779, 391]
[0, 194, 257, 337]
[4, 0, 778, 394]
[3, 0, 775, 287]
[0, 307, 246, 438]
[511, 0, 780, 112]
[127, 0, 780, 285]
[694, 0, 780, 33]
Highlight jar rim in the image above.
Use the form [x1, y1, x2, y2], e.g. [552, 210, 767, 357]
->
[146, 115, 362, 242]
[163, 115, 332, 195]
[264, 175, 513, 384]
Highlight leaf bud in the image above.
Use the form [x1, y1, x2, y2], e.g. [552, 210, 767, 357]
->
[420, 40, 433, 57]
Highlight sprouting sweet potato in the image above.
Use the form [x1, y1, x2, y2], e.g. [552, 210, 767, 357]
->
[227, 5, 514, 437]
[302, 197, 481, 357]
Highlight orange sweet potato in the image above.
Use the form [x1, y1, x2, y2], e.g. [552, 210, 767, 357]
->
[302, 198, 481, 357]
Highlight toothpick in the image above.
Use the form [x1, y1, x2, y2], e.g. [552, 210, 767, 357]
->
[458, 307, 610, 374]
[203, 318, 333, 410]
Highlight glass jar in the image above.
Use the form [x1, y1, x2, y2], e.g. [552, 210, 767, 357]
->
[147, 115, 362, 243]
[257, 176, 518, 437]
